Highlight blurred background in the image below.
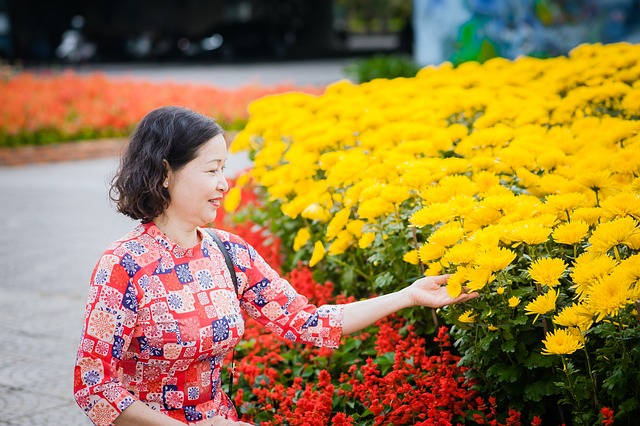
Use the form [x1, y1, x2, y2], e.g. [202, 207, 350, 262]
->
[2, 0, 640, 70]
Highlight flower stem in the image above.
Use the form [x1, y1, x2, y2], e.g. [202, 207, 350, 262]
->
[561, 355, 585, 425]
[411, 226, 425, 274]
[582, 346, 598, 409]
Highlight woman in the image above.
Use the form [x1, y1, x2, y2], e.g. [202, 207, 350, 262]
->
[74, 106, 477, 425]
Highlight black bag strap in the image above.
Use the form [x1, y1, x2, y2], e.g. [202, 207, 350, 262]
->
[204, 228, 238, 407]
[205, 228, 239, 297]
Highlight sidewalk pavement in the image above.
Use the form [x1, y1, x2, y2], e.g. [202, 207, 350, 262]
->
[0, 60, 349, 424]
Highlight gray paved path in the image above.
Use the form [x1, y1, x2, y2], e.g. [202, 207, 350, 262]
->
[69, 58, 353, 88]
[0, 61, 348, 424]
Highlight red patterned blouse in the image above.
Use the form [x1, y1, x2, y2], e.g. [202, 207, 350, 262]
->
[74, 223, 344, 425]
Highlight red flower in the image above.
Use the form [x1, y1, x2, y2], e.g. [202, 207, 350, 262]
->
[530, 416, 543, 426]
[600, 407, 614, 426]
[331, 412, 354, 425]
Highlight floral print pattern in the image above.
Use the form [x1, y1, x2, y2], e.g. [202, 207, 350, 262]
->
[74, 223, 344, 425]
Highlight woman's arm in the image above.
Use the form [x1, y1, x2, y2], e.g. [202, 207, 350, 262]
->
[341, 274, 477, 335]
[115, 402, 253, 425]
[114, 401, 184, 425]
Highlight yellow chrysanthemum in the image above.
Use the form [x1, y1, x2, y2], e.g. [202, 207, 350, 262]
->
[584, 274, 635, 322]
[345, 220, 366, 238]
[309, 241, 326, 267]
[418, 243, 447, 263]
[293, 228, 311, 251]
[458, 309, 477, 324]
[600, 192, 640, 221]
[571, 207, 603, 226]
[570, 253, 618, 298]
[538, 174, 580, 196]
[448, 195, 477, 219]
[381, 184, 412, 204]
[343, 178, 376, 208]
[425, 262, 443, 276]
[587, 216, 640, 255]
[507, 222, 552, 246]
[553, 303, 594, 331]
[466, 267, 495, 291]
[326, 208, 351, 240]
[481, 226, 513, 246]
[325, 150, 372, 188]
[358, 232, 376, 249]
[409, 202, 453, 227]
[616, 253, 640, 289]
[466, 205, 503, 229]
[281, 197, 312, 219]
[525, 288, 559, 322]
[537, 148, 567, 171]
[544, 192, 589, 218]
[421, 175, 476, 204]
[508, 296, 521, 308]
[541, 328, 585, 355]
[446, 269, 468, 298]
[515, 167, 542, 194]
[359, 182, 385, 201]
[474, 247, 517, 272]
[223, 187, 242, 213]
[576, 170, 615, 194]
[301, 203, 332, 223]
[528, 258, 567, 287]
[552, 220, 590, 245]
[473, 171, 501, 193]
[357, 198, 395, 221]
[428, 225, 465, 248]
[442, 241, 478, 266]
[328, 230, 355, 256]
[402, 250, 420, 265]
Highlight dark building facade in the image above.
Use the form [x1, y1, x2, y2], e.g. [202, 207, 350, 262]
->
[6, 0, 341, 64]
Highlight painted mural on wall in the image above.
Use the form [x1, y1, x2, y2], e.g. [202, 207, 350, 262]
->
[413, 0, 640, 66]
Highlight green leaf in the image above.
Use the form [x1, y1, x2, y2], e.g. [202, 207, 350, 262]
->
[523, 379, 560, 402]
[373, 271, 394, 290]
[487, 363, 520, 383]
[523, 350, 556, 369]
[375, 352, 396, 375]
[501, 339, 516, 353]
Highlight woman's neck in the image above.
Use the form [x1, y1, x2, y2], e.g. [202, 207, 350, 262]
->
[153, 215, 200, 248]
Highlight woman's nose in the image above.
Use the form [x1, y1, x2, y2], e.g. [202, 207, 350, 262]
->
[218, 175, 229, 193]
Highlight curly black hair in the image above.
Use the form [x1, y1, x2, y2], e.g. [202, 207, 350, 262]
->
[110, 106, 224, 222]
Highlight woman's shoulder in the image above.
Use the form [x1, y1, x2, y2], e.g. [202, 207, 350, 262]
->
[102, 223, 160, 258]
[201, 227, 247, 246]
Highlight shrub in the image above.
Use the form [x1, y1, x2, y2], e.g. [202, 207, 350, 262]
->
[344, 54, 420, 83]
[217, 182, 521, 424]
[230, 42, 640, 423]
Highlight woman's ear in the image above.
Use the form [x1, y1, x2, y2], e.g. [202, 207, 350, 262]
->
[163, 159, 172, 188]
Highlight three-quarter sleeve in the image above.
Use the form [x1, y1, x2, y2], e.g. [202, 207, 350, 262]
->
[74, 253, 140, 425]
[222, 233, 344, 348]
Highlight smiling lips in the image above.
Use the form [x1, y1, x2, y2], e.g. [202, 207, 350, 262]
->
[209, 197, 223, 207]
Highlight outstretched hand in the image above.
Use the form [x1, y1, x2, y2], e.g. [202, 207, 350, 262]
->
[404, 274, 479, 309]
[195, 417, 253, 425]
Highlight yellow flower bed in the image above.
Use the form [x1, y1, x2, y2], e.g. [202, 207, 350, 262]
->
[237, 42, 639, 318]
[232, 42, 640, 417]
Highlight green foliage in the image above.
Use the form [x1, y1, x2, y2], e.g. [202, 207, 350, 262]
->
[344, 54, 420, 83]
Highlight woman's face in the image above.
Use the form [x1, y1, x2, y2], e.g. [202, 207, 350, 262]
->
[163, 134, 229, 228]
